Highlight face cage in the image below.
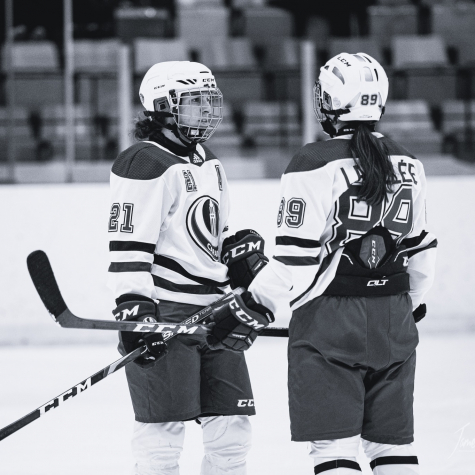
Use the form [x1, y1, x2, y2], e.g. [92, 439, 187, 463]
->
[171, 88, 223, 143]
[313, 81, 327, 123]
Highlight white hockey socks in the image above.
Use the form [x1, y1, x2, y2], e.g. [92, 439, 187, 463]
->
[131, 421, 185, 475]
[310, 436, 362, 474]
[362, 439, 419, 475]
[199, 415, 252, 475]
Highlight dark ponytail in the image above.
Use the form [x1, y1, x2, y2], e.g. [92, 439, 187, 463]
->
[133, 112, 168, 141]
[349, 123, 397, 206]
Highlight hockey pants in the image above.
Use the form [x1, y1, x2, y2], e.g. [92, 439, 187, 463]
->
[131, 415, 251, 475]
[310, 435, 419, 474]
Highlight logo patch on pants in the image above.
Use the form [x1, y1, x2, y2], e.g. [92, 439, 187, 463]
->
[237, 399, 254, 407]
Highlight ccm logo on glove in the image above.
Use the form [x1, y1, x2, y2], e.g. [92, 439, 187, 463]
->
[222, 240, 262, 265]
[229, 298, 269, 330]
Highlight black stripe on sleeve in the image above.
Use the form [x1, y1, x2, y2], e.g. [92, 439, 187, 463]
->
[407, 239, 438, 258]
[109, 241, 156, 253]
[315, 459, 361, 474]
[276, 236, 321, 248]
[370, 456, 418, 469]
[273, 255, 319, 266]
[152, 275, 225, 295]
[108, 262, 152, 273]
[154, 255, 229, 287]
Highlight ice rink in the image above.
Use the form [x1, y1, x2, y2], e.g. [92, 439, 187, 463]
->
[1, 177, 474, 474]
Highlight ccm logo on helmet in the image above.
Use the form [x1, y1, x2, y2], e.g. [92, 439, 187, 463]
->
[222, 241, 261, 265]
[237, 399, 254, 407]
[367, 279, 388, 287]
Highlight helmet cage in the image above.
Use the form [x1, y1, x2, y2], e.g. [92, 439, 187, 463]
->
[313, 80, 350, 123]
[154, 87, 223, 143]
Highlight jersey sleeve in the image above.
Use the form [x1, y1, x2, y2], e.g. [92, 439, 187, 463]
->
[107, 150, 175, 302]
[249, 165, 333, 320]
[401, 162, 437, 310]
[217, 162, 231, 251]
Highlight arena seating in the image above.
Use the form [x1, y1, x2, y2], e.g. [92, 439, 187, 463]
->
[377, 100, 443, 154]
[328, 38, 384, 65]
[134, 39, 188, 72]
[73, 40, 120, 71]
[392, 35, 448, 68]
[368, 5, 418, 46]
[1, 41, 59, 71]
[432, 3, 475, 65]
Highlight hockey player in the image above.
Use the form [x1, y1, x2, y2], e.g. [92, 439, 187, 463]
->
[107, 61, 272, 475]
[211, 53, 437, 474]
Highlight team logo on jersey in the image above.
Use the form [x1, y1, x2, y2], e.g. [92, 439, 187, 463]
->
[183, 170, 197, 192]
[277, 198, 285, 227]
[186, 195, 220, 261]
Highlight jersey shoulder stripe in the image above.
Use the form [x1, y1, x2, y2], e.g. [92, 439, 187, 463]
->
[201, 144, 219, 162]
[285, 140, 353, 174]
[380, 136, 417, 160]
[112, 141, 187, 180]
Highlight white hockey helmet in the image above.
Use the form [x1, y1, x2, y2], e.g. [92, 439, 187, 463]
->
[314, 52, 389, 124]
[139, 61, 223, 143]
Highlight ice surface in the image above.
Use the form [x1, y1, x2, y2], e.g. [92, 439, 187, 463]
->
[0, 334, 474, 474]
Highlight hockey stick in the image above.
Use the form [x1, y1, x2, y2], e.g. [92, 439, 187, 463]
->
[26, 250, 289, 338]
[1, 253, 248, 441]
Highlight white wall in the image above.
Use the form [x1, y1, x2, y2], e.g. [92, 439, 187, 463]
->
[0, 176, 473, 345]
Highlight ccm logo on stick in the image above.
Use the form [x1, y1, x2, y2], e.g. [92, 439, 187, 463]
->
[237, 399, 254, 407]
[39, 378, 92, 415]
[367, 279, 388, 287]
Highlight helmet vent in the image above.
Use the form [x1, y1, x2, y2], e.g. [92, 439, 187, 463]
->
[332, 67, 345, 84]
[353, 54, 365, 63]
[362, 67, 373, 82]
[374, 69, 379, 81]
[324, 65, 329, 70]
[362, 55, 372, 63]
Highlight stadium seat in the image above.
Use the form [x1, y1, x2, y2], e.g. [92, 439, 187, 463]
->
[242, 101, 301, 146]
[213, 71, 263, 102]
[377, 100, 443, 154]
[432, 3, 475, 64]
[192, 38, 256, 70]
[134, 39, 188, 72]
[240, 6, 293, 46]
[1, 41, 59, 71]
[74, 40, 120, 71]
[368, 5, 418, 46]
[441, 100, 475, 135]
[115, 7, 172, 41]
[328, 38, 384, 65]
[392, 35, 448, 68]
[177, 5, 229, 48]
[262, 39, 299, 68]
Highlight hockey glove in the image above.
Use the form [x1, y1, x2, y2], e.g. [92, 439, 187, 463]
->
[413, 303, 427, 323]
[114, 294, 168, 368]
[221, 229, 269, 289]
[207, 290, 274, 352]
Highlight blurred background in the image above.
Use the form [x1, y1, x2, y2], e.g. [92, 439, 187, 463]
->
[0, 0, 475, 181]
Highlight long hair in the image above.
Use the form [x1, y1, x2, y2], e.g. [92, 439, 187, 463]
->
[133, 112, 168, 141]
[349, 122, 397, 206]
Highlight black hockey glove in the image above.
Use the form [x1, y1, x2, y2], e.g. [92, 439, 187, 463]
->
[114, 294, 168, 368]
[207, 290, 274, 352]
[413, 303, 427, 323]
[221, 229, 269, 289]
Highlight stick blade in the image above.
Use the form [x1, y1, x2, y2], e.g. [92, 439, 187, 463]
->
[27, 250, 67, 318]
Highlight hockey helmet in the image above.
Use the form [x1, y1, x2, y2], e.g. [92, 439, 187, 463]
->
[314, 53, 389, 124]
[139, 61, 223, 143]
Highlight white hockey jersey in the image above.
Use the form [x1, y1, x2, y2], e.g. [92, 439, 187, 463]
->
[249, 133, 437, 320]
[107, 140, 230, 306]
